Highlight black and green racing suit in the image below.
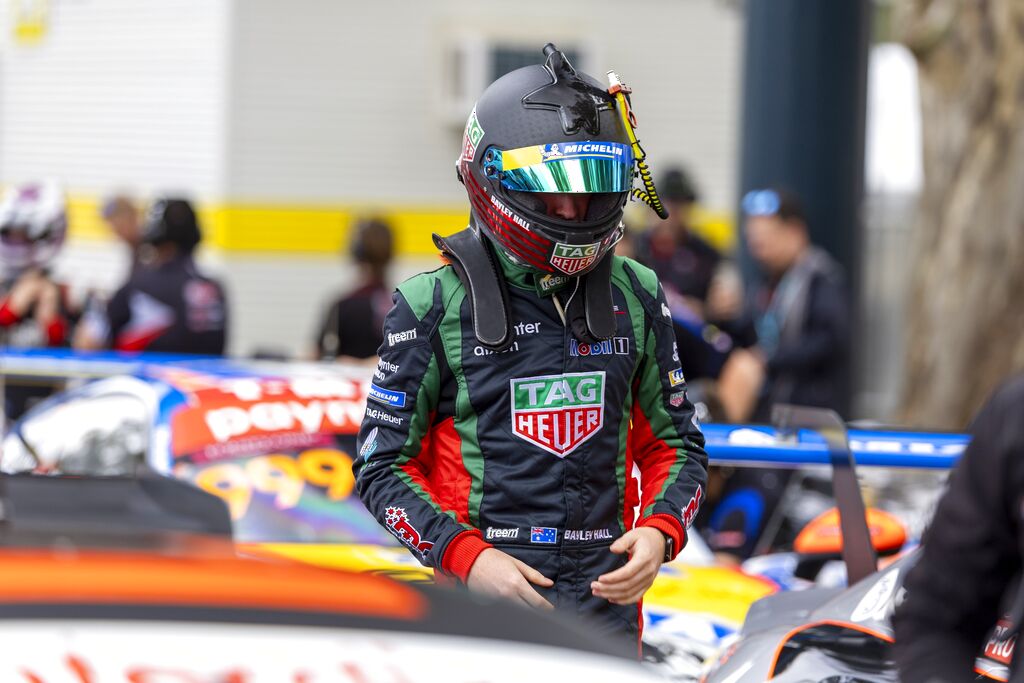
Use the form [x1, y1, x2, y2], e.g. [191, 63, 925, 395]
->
[354, 253, 707, 640]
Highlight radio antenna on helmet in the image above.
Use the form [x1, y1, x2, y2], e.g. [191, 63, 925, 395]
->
[607, 71, 669, 219]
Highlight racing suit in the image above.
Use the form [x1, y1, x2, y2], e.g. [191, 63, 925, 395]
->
[82, 254, 227, 355]
[894, 375, 1024, 681]
[354, 253, 707, 641]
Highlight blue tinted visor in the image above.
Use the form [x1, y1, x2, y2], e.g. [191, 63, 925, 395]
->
[490, 142, 635, 193]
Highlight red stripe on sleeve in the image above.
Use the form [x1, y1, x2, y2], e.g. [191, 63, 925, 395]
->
[426, 417, 472, 524]
[628, 402, 680, 515]
[399, 423, 443, 509]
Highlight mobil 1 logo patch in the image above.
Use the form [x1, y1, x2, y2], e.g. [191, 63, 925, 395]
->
[569, 337, 629, 357]
[510, 371, 604, 458]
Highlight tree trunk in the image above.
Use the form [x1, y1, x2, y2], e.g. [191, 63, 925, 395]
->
[896, 0, 1024, 429]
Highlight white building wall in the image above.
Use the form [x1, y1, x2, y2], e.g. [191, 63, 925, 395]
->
[226, 0, 743, 209]
[0, 0, 743, 358]
[221, 0, 744, 356]
[0, 0, 232, 196]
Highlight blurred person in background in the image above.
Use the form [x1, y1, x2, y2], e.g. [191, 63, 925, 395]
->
[354, 44, 706, 647]
[100, 194, 143, 275]
[743, 187, 850, 419]
[629, 167, 761, 423]
[894, 374, 1024, 681]
[313, 217, 394, 363]
[74, 198, 227, 355]
[699, 188, 850, 566]
[0, 181, 76, 421]
[634, 166, 719, 310]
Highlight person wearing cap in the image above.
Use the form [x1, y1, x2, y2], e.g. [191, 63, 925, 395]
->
[74, 198, 228, 355]
[629, 168, 761, 423]
[634, 167, 721, 312]
[0, 181, 77, 421]
[312, 217, 394, 363]
[742, 187, 850, 419]
[696, 188, 850, 566]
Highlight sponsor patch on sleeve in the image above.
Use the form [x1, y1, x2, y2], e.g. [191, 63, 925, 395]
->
[385, 506, 434, 559]
[668, 368, 686, 387]
[368, 383, 407, 408]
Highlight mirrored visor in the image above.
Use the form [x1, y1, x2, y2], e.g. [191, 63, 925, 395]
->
[493, 142, 634, 193]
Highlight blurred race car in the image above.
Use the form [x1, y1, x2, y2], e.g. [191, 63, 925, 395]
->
[0, 473, 662, 682]
[702, 548, 1013, 682]
[0, 349, 775, 679]
[1, 351, 976, 681]
[699, 407, 1006, 682]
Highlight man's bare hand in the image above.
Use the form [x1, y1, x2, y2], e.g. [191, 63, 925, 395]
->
[466, 548, 554, 610]
[591, 527, 665, 605]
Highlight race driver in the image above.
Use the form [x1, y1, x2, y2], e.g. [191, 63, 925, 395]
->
[354, 44, 707, 644]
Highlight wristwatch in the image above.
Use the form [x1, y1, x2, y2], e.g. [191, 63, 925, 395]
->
[660, 531, 674, 563]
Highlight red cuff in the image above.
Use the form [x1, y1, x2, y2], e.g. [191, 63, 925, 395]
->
[0, 301, 20, 327]
[440, 529, 493, 582]
[44, 317, 67, 345]
[639, 514, 686, 561]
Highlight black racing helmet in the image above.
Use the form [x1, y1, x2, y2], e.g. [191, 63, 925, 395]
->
[457, 44, 635, 277]
[141, 198, 201, 253]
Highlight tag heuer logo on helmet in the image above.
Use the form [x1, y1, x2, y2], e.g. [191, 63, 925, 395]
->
[550, 242, 601, 275]
[461, 107, 485, 162]
[510, 372, 605, 457]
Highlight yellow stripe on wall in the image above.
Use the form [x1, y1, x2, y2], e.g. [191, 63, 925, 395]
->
[68, 195, 470, 256]
[67, 195, 734, 256]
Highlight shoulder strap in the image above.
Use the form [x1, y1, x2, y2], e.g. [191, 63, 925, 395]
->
[432, 228, 513, 351]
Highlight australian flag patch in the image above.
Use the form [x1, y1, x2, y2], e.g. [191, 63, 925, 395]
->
[530, 527, 557, 544]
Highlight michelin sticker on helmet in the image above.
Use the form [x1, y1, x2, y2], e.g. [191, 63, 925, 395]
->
[547, 142, 627, 160]
[359, 427, 379, 460]
[368, 383, 407, 408]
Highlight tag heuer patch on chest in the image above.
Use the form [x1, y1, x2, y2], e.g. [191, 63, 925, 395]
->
[550, 242, 601, 275]
[510, 372, 605, 457]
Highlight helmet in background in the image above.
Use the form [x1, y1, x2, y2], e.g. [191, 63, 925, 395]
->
[141, 198, 201, 254]
[0, 181, 68, 278]
[456, 45, 634, 277]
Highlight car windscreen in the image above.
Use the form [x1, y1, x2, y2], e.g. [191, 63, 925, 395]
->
[174, 432, 398, 546]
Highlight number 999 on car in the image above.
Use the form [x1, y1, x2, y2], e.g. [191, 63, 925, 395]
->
[191, 448, 354, 520]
